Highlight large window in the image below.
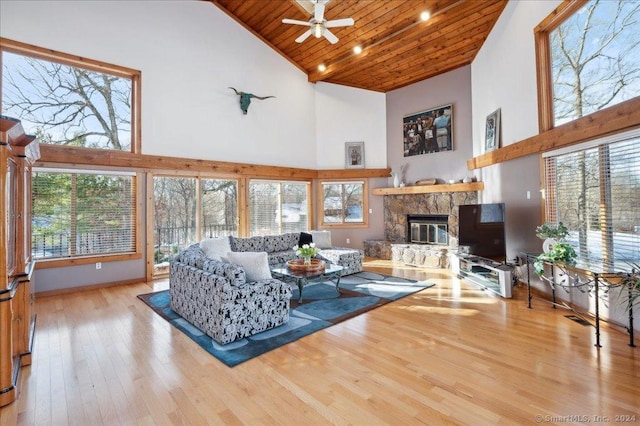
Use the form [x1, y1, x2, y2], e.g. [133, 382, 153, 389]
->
[320, 181, 367, 227]
[32, 168, 137, 260]
[249, 180, 309, 236]
[152, 176, 238, 273]
[538, 0, 640, 130]
[1, 40, 140, 152]
[543, 130, 640, 266]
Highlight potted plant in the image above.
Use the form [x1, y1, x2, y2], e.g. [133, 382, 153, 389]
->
[533, 222, 576, 275]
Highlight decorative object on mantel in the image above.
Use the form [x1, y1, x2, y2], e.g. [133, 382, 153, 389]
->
[345, 141, 365, 168]
[415, 178, 437, 185]
[462, 176, 475, 183]
[485, 108, 501, 152]
[228, 87, 275, 115]
[390, 164, 406, 187]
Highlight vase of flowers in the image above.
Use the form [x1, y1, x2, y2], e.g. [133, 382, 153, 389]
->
[294, 243, 317, 265]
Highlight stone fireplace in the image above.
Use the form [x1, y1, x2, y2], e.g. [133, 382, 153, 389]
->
[364, 191, 478, 267]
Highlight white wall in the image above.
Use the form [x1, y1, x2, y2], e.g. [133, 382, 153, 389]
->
[0, 0, 317, 168]
[385, 66, 474, 188]
[315, 82, 387, 169]
[471, 0, 561, 260]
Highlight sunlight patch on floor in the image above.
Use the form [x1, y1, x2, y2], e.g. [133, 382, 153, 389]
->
[399, 305, 480, 316]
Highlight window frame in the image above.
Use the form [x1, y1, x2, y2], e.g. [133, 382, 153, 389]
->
[542, 128, 640, 265]
[32, 166, 143, 268]
[247, 179, 312, 236]
[147, 171, 242, 279]
[0, 37, 141, 154]
[318, 179, 369, 228]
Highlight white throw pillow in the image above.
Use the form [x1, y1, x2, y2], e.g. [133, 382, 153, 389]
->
[226, 251, 272, 282]
[199, 237, 231, 261]
[310, 230, 332, 249]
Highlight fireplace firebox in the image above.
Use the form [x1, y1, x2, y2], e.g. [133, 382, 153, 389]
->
[407, 214, 449, 245]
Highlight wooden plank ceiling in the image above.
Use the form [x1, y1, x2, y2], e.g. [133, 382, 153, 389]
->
[209, 0, 508, 92]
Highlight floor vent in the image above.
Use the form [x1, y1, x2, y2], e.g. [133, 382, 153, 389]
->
[565, 315, 591, 326]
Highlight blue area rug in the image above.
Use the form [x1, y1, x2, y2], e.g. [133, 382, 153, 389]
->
[137, 271, 435, 367]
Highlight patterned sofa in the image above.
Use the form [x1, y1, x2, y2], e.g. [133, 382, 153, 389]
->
[169, 244, 292, 344]
[229, 233, 364, 276]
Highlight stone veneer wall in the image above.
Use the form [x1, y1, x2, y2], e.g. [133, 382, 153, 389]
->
[383, 192, 478, 245]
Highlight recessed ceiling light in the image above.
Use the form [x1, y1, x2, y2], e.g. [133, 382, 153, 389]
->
[420, 11, 431, 21]
[318, 64, 327, 72]
[353, 45, 363, 54]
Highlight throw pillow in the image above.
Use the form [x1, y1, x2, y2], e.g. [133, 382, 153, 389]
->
[199, 236, 231, 261]
[226, 251, 272, 282]
[298, 232, 313, 246]
[310, 230, 332, 249]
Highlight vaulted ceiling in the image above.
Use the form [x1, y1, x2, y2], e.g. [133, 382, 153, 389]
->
[209, 0, 508, 92]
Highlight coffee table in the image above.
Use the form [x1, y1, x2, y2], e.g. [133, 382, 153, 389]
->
[271, 262, 345, 303]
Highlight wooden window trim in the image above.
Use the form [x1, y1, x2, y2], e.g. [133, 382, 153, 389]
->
[318, 179, 369, 228]
[34, 170, 143, 269]
[0, 37, 142, 154]
[535, 0, 589, 133]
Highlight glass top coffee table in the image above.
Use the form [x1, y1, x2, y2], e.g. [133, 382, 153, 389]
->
[271, 262, 344, 303]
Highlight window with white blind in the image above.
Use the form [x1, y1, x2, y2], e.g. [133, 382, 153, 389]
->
[249, 180, 309, 236]
[320, 180, 367, 226]
[32, 168, 137, 259]
[543, 130, 640, 266]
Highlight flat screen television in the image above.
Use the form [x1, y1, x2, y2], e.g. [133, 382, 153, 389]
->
[458, 203, 506, 262]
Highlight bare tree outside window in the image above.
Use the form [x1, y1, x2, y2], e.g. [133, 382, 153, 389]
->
[2, 52, 132, 151]
[551, 0, 640, 126]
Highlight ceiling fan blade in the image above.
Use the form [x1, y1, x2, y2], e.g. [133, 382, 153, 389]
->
[295, 29, 313, 43]
[325, 18, 354, 28]
[323, 28, 338, 44]
[282, 18, 311, 26]
[314, 2, 325, 22]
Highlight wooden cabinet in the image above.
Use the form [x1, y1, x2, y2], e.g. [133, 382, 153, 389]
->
[0, 115, 39, 407]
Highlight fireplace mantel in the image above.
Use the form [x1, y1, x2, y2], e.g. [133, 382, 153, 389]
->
[372, 181, 483, 195]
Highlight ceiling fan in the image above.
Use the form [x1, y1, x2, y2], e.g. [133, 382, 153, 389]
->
[282, 0, 355, 44]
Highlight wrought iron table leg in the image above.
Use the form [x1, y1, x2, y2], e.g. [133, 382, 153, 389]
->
[526, 255, 532, 308]
[594, 275, 601, 348]
[335, 275, 341, 294]
[628, 280, 635, 347]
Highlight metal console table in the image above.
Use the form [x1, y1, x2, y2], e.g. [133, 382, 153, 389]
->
[521, 253, 635, 348]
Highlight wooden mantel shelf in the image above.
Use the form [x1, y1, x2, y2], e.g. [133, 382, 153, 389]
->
[372, 181, 484, 195]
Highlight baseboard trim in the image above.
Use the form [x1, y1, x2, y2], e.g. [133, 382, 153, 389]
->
[36, 277, 147, 297]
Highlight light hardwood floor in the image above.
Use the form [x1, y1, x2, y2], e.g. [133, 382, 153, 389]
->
[1, 259, 638, 425]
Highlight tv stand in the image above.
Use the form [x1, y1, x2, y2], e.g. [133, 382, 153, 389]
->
[451, 254, 513, 298]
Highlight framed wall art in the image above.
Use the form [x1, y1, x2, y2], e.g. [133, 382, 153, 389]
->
[345, 141, 365, 168]
[403, 104, 453, 157]
[485, 108, 501, 152]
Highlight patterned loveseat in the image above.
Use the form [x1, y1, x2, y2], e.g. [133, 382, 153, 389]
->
[229, 232, 364, 276]
[169, 244, 292, 344]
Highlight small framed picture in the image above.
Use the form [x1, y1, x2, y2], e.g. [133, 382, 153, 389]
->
[485, 108, 501, 152]
[345, 141, 365, 168]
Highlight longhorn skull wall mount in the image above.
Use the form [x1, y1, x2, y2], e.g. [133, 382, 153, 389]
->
[228, 87, 275, 115]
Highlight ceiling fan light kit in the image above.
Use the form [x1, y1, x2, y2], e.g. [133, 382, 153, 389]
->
[283, 0, 354, 45]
